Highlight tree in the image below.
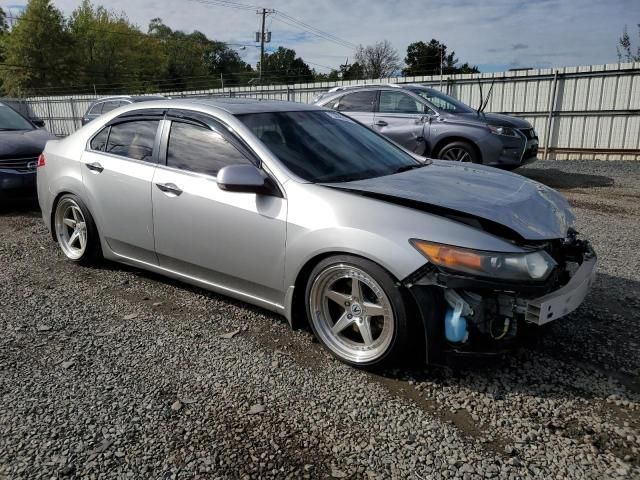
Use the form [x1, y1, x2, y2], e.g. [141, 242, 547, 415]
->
[0, 7, 8, 66]
[617, 24, 640, 63]
[261, 47, 313, 84]
[69, 1, 163, 94]
[340, 62, 364, 80]
[403, 39, 479, 76]
[0, 0, 73, 95]
[354, 40, 400, 79]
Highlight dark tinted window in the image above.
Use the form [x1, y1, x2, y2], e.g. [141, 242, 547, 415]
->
[336, 91, 376, 112]
[0, 104, 34, 130]
[90, 127, 110, 151]
[379, 91, 430, 114]
[88, 103, 103, 116]
[101, 101, 121, 114]
[239, 111, 420, 183]
[106, 120, 159, 162]
[167, 122, 251, 177]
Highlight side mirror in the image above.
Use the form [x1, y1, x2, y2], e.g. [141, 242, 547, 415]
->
[217, 164, 279, 196]
[32, 118, 46, 128]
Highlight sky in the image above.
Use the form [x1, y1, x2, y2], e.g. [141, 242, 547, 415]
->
[1, 0, 638, 73]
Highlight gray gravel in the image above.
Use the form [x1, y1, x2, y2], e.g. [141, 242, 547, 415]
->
[1, 160, 639, 479]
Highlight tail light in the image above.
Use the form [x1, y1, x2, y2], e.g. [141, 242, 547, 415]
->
[37, 153, 46, 168]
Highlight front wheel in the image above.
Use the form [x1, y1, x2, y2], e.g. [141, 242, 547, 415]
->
[437, 140, 479, 163]
[305, 255, 411, 370]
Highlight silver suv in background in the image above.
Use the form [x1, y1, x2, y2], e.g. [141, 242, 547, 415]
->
[81, 95, 167, 126]
[315, 84, 538, 169]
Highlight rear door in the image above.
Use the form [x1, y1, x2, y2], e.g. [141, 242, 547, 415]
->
[374, 90, 432, 154]
[329, 90, 377, 127]
[151, 111, 287, 306]
[81, 110, 163, 263]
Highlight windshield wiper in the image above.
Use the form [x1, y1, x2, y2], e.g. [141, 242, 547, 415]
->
[0, 128, 25, 131]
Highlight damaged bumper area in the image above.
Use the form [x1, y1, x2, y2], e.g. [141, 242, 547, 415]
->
[404, 236, 597, 363]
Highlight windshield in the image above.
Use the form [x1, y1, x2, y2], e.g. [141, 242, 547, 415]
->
[0, 104, 34, 131]
[408, 88, 474, 114]
[238, 111, 421, 183]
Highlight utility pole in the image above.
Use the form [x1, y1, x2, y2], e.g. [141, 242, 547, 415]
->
[256, 8, 274, 83]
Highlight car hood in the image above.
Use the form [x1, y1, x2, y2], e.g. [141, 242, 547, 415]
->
[325, 161, 574, 241]
[0, 129, 57, 158]
[453, 112, 532, 129]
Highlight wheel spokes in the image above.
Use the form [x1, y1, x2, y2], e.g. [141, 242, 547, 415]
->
[363, 302, 385, 317]
[358, 318, 374, 346]
[68, 230, 80, 247]
[63, 218, 76, 229]
[331, 312, 355, 334]
[326, 289, 350, 307]
[351, 278, 363, 300]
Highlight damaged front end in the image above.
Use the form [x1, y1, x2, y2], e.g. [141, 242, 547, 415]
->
[404, 230, 597, 364]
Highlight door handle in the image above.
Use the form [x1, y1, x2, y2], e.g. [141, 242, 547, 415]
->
[86, 162, 104, 173]
[375, 120, 388, 127]
[156, 182, 183, 196]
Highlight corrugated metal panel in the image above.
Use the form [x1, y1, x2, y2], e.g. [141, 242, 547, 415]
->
[21, 62, 640, 159]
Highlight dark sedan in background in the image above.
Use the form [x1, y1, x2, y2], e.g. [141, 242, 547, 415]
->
[0, 102, 57, 200]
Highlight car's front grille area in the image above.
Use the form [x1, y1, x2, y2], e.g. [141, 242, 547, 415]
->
[0, 156, 39, 172]
[519, 128, 538, 140]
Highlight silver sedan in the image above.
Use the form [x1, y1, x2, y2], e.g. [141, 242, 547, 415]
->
[37, 98, 596, 370]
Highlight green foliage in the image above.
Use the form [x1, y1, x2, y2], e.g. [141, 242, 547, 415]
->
[403, 40, 479, 76]
[261, 47, 313, 84]
[0, 0, 255, 96]
[0, 0, 73, 95]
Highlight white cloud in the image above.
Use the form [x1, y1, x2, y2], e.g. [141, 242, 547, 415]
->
[2, 0, 637, 72]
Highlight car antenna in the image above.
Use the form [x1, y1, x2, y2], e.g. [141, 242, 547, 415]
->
[480, 79, 496, 113]
[477, 78, 483, 115]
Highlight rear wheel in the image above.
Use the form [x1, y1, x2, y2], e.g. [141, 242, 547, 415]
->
[438, 140, 479, 163]
[54, 194, 101, 264]
[305, 255, 410, 369]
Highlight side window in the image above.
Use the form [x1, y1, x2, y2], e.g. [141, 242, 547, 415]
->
[166, 121, 251, 177]
[105, 120, 159, 162]
[337, 91, 376, 113]
[89, 103, 103, 116]
[379, 91, 427, 114]
[90, 126, 110, 152]
[101, 101, 121, 114]
[324, 95, 343, 111]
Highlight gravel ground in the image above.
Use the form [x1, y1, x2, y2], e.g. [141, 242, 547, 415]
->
[1, 160, 639, 480]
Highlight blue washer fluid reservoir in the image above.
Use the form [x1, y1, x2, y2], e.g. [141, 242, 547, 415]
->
[444, 300, 469, 344]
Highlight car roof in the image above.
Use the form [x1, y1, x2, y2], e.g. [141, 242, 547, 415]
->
[91, 95, 167, 103]
[134, 97, 322, 115]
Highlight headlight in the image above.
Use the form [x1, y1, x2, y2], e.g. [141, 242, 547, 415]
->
[410, 240, 556, 281]
[488, 125, 519, 137]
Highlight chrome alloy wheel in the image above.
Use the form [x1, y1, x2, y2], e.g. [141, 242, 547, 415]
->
[441, 147, 472, 162]
[55, 198, 88, 260]
[309, 264, 394, 364]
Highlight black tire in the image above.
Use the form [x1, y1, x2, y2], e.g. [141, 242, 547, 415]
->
[305, 255, 411, 370]
[437, 140, 479, 163]
[53, 193, 102, 265]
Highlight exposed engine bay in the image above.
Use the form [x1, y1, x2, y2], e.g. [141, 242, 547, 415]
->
[406, 230, 597, 359]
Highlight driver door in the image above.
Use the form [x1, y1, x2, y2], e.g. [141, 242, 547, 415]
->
[373, 90, 432, 155]
[151, 112, 287, 307]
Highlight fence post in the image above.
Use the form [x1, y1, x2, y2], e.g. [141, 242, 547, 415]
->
[45, 99, 54, 135]
[543, 70, 559, 160]
[69, 97, 79, 132]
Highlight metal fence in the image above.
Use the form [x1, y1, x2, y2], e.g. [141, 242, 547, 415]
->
[16, 62, 640, 160]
